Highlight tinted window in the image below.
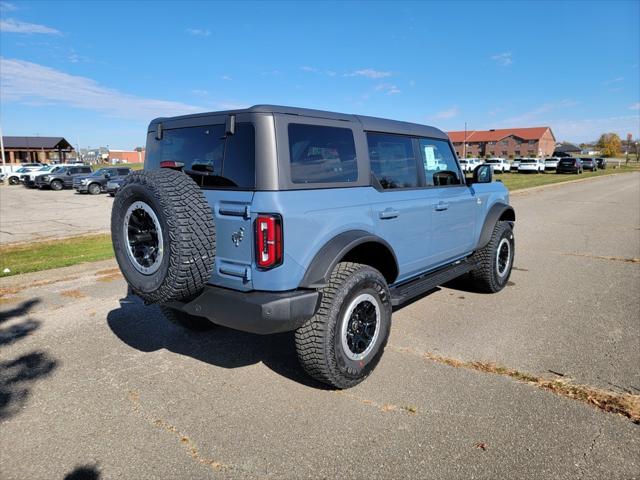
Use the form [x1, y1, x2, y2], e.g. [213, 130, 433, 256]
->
[146, 123, 255, 189]
[367, 133, 417, 189]
[117, 168, 130, 175]
[288, 124, 357, 184]
[418, 138, 462, 186]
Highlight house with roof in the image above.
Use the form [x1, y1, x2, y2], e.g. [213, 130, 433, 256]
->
[447, 127, 556, 159]
[1, 136, 75, 164]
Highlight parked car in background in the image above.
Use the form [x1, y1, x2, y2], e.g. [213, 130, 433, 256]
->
[580, 158, 598, 171]
[544, 157, 561, 171]
[106, 177, 126, 196]
[517, 158, 545, 173]
[73, 167, 132, 195]
[6, 165, 43, 185]
[459, 158, 483, 172]
[35, 165, 93, 190]
[21, 165, 64, 187]
[485, 158, 511, 173]
[511, 158, 521, 171]
[595, 158, 606, 169]
[556, 158, 583, 174]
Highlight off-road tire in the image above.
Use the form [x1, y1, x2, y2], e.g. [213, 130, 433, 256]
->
[160, 306, 215, 331]
[50, 180, 63, 191]
[295, 262, 392, 389]
[111, 169, 216, 304]
[468, 221, 514, 293]
[88, 183, 101, 195]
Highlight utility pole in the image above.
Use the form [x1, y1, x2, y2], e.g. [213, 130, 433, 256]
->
[0, 123, 5, 174]
[463, 122, 467, 159]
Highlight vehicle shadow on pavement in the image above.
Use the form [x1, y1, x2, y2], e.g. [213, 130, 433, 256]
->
[106, 291, 332, 390]
[0, 298, 59, 420]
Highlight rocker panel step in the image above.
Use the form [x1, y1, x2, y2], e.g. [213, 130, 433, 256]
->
[390, 259, 476, 307]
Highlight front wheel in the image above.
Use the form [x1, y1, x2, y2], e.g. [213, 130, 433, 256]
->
[50, 180, 63, 191]
[295, 262, 392, 389]
[8, 177, 19, 185]
[468, 221, 514, 293]
[88, 183, 101, 195]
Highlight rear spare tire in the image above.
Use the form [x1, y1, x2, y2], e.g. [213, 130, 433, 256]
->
[111, 169, 216, 304]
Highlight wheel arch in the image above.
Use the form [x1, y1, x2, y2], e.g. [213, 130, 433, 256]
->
[477, 203, 515, 250]
[299, 230, 399, 288]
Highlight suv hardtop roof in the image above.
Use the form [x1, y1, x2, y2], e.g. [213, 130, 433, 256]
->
[149, 104, 448, 140]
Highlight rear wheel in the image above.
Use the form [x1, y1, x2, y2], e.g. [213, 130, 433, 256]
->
[50, 180, 63, 191]
[468, 221, 514, 293]
[295, 262, 392, 389]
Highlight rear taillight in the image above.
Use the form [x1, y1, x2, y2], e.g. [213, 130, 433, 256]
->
[255, 214, 283, 269]
[160, 160, 184, 169]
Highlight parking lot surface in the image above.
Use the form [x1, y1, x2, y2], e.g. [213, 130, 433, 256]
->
[1, 173, 639, 479]
[0, 185, 112, 245]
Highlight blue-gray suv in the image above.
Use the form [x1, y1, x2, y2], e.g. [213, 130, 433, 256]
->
[111, 105, 515, 388]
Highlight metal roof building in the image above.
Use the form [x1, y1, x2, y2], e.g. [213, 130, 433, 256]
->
[1, 136, 74, 163]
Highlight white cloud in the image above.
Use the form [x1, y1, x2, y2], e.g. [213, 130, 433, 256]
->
[1, 58, 203, 120]
[374, 83, 401, 95]
[602, 76, 624, 85]
[629, 102, 640, 110]
[301, 66, 317, 72]
[0, 2, 17, 11]
[220, 74, 232, 81]
[497, 99, 578, 125]
[0, 18, 61, 35]
[186, 28, 210, 37]
[433, 106, 459, 119]
[490, 52, 512, 66]
[345, 68, 392, 79]
[553, 115, 640, 143]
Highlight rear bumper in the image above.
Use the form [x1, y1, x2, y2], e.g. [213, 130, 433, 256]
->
[166, 285, 320, 335]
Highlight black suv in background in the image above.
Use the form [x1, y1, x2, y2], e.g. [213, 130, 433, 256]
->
[35, 165, 93, 190]
[595, 157, 607, 169]
[73, 167, 132, 194]
[580, 158, 598, 172]
[556, 158, 583, 174]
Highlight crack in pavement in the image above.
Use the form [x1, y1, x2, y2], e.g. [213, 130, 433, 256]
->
[127, 390, 230, 473]
[388, 345, 640, 424]
[558, 252, 640, 264]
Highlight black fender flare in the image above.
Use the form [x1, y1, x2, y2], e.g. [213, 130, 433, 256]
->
[299, 230, 398, 289]
[477, 202, 516, 250]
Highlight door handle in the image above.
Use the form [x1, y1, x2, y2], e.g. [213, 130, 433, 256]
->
[378, 208, 399, 219]
[434, 202, 449, 211]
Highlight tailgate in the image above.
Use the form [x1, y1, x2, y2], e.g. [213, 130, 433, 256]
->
[203, 190, 255, 291]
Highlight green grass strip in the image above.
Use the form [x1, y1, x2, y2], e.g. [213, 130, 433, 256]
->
[0, 234, 114, 277]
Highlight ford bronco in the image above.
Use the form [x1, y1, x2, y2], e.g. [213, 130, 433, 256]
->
[111, 105, 515, 389]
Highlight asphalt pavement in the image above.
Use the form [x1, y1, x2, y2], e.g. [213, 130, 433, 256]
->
[1, 173, 638, 479]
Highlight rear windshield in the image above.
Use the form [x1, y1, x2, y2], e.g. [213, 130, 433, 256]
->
[288, 124, 358, 184]
[521, 159, 537, 163]
[559, 159, 575, 164]
[146, 123, 255, 189]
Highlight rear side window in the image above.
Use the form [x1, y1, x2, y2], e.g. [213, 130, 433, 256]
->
[367, 133, 417, 189]
[418, 138, 462, 186]
[288, 124, 358, 184]
[117, 168, 130, 175]
[146, 123, 255, 189]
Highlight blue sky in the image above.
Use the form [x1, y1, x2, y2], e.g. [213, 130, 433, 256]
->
[1, 0, 639, 149]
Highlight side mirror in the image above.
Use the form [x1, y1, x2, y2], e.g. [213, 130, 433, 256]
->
[469, 164, 492, 185]
[104, 173, 111, 179]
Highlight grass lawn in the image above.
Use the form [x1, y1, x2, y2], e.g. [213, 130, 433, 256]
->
[0, 234, 114, 277]
[499, 164, 640, 191]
